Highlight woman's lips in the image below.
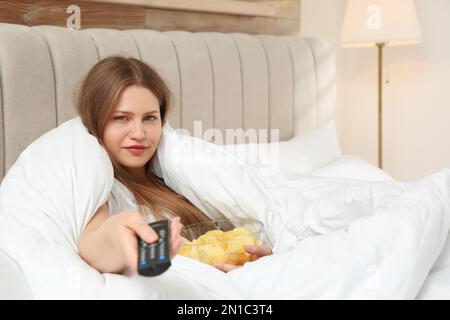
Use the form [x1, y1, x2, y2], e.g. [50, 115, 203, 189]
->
[126, 147, 146, 155]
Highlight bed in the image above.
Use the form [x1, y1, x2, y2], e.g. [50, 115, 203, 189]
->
[0, 22, 448, 300]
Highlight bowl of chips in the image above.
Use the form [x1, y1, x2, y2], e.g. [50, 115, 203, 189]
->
[179, 218, 265, 266]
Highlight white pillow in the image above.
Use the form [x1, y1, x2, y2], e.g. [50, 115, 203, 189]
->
[154, 122, 410, 254]
[0, 249, 32, 299]
[0, 117, 114, 298]
[154, 122, 301, 251]
[311, 155, 394, 182]
[219, 120, 342, 175]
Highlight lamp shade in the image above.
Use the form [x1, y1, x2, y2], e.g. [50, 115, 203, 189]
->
[341, 0, 422, 47]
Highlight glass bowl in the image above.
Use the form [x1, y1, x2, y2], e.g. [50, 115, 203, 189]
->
[179, 218, 265, 266]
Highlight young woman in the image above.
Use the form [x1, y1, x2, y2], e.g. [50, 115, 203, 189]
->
[77, 56, 271, 275]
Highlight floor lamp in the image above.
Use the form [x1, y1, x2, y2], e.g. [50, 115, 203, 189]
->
[340, 0, 422, 169]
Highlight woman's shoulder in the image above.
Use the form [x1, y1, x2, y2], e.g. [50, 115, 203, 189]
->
[112, 178, 134, 199]
[106, 178, 173, 222]
[107, 178, 137, 216]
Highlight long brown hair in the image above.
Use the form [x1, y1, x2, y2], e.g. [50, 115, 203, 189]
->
[76, 56, 211, 227]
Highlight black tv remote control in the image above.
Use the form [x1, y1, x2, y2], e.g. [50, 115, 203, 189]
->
[138, 219, 171, 277]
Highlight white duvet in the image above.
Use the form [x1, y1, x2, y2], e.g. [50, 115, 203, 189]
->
[0, 117, 449, 299]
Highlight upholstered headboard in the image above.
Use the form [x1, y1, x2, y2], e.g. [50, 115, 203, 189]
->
[0, 22, 336, 181]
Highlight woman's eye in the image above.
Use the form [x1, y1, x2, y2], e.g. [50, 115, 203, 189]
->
[145, 115, 158, 121]
[113, 115, 157, 121]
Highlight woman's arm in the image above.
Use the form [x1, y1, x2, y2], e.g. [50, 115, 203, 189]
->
[78, 204, 183, 274]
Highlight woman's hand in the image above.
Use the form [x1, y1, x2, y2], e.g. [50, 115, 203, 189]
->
[169, 217, 184, 258]
[100, 211, 183, 273]
[213, 244, 272, 273]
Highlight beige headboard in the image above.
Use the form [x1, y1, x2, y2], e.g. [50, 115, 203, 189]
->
[0, 22, 336, 181]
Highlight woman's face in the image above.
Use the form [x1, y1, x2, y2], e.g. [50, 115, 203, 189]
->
[102, 85, 162, 179]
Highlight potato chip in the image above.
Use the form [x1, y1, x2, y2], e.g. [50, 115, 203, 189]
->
[197, 244, 226, 265]
[232, 227, 251, 235]
[179, 226, 259, 266]
[178, 244, 192, 257]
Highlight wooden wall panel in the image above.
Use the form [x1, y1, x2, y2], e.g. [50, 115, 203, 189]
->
[0, 0, 300, 35]
[96, 0, 299, 19]
[0, 0, 144, 29]
[145, 8, 299, 35]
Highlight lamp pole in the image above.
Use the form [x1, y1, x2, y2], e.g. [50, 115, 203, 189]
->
[376, 42, 385, 169]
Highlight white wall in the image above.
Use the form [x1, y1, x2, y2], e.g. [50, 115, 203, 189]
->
[301, 0, 450, 181]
